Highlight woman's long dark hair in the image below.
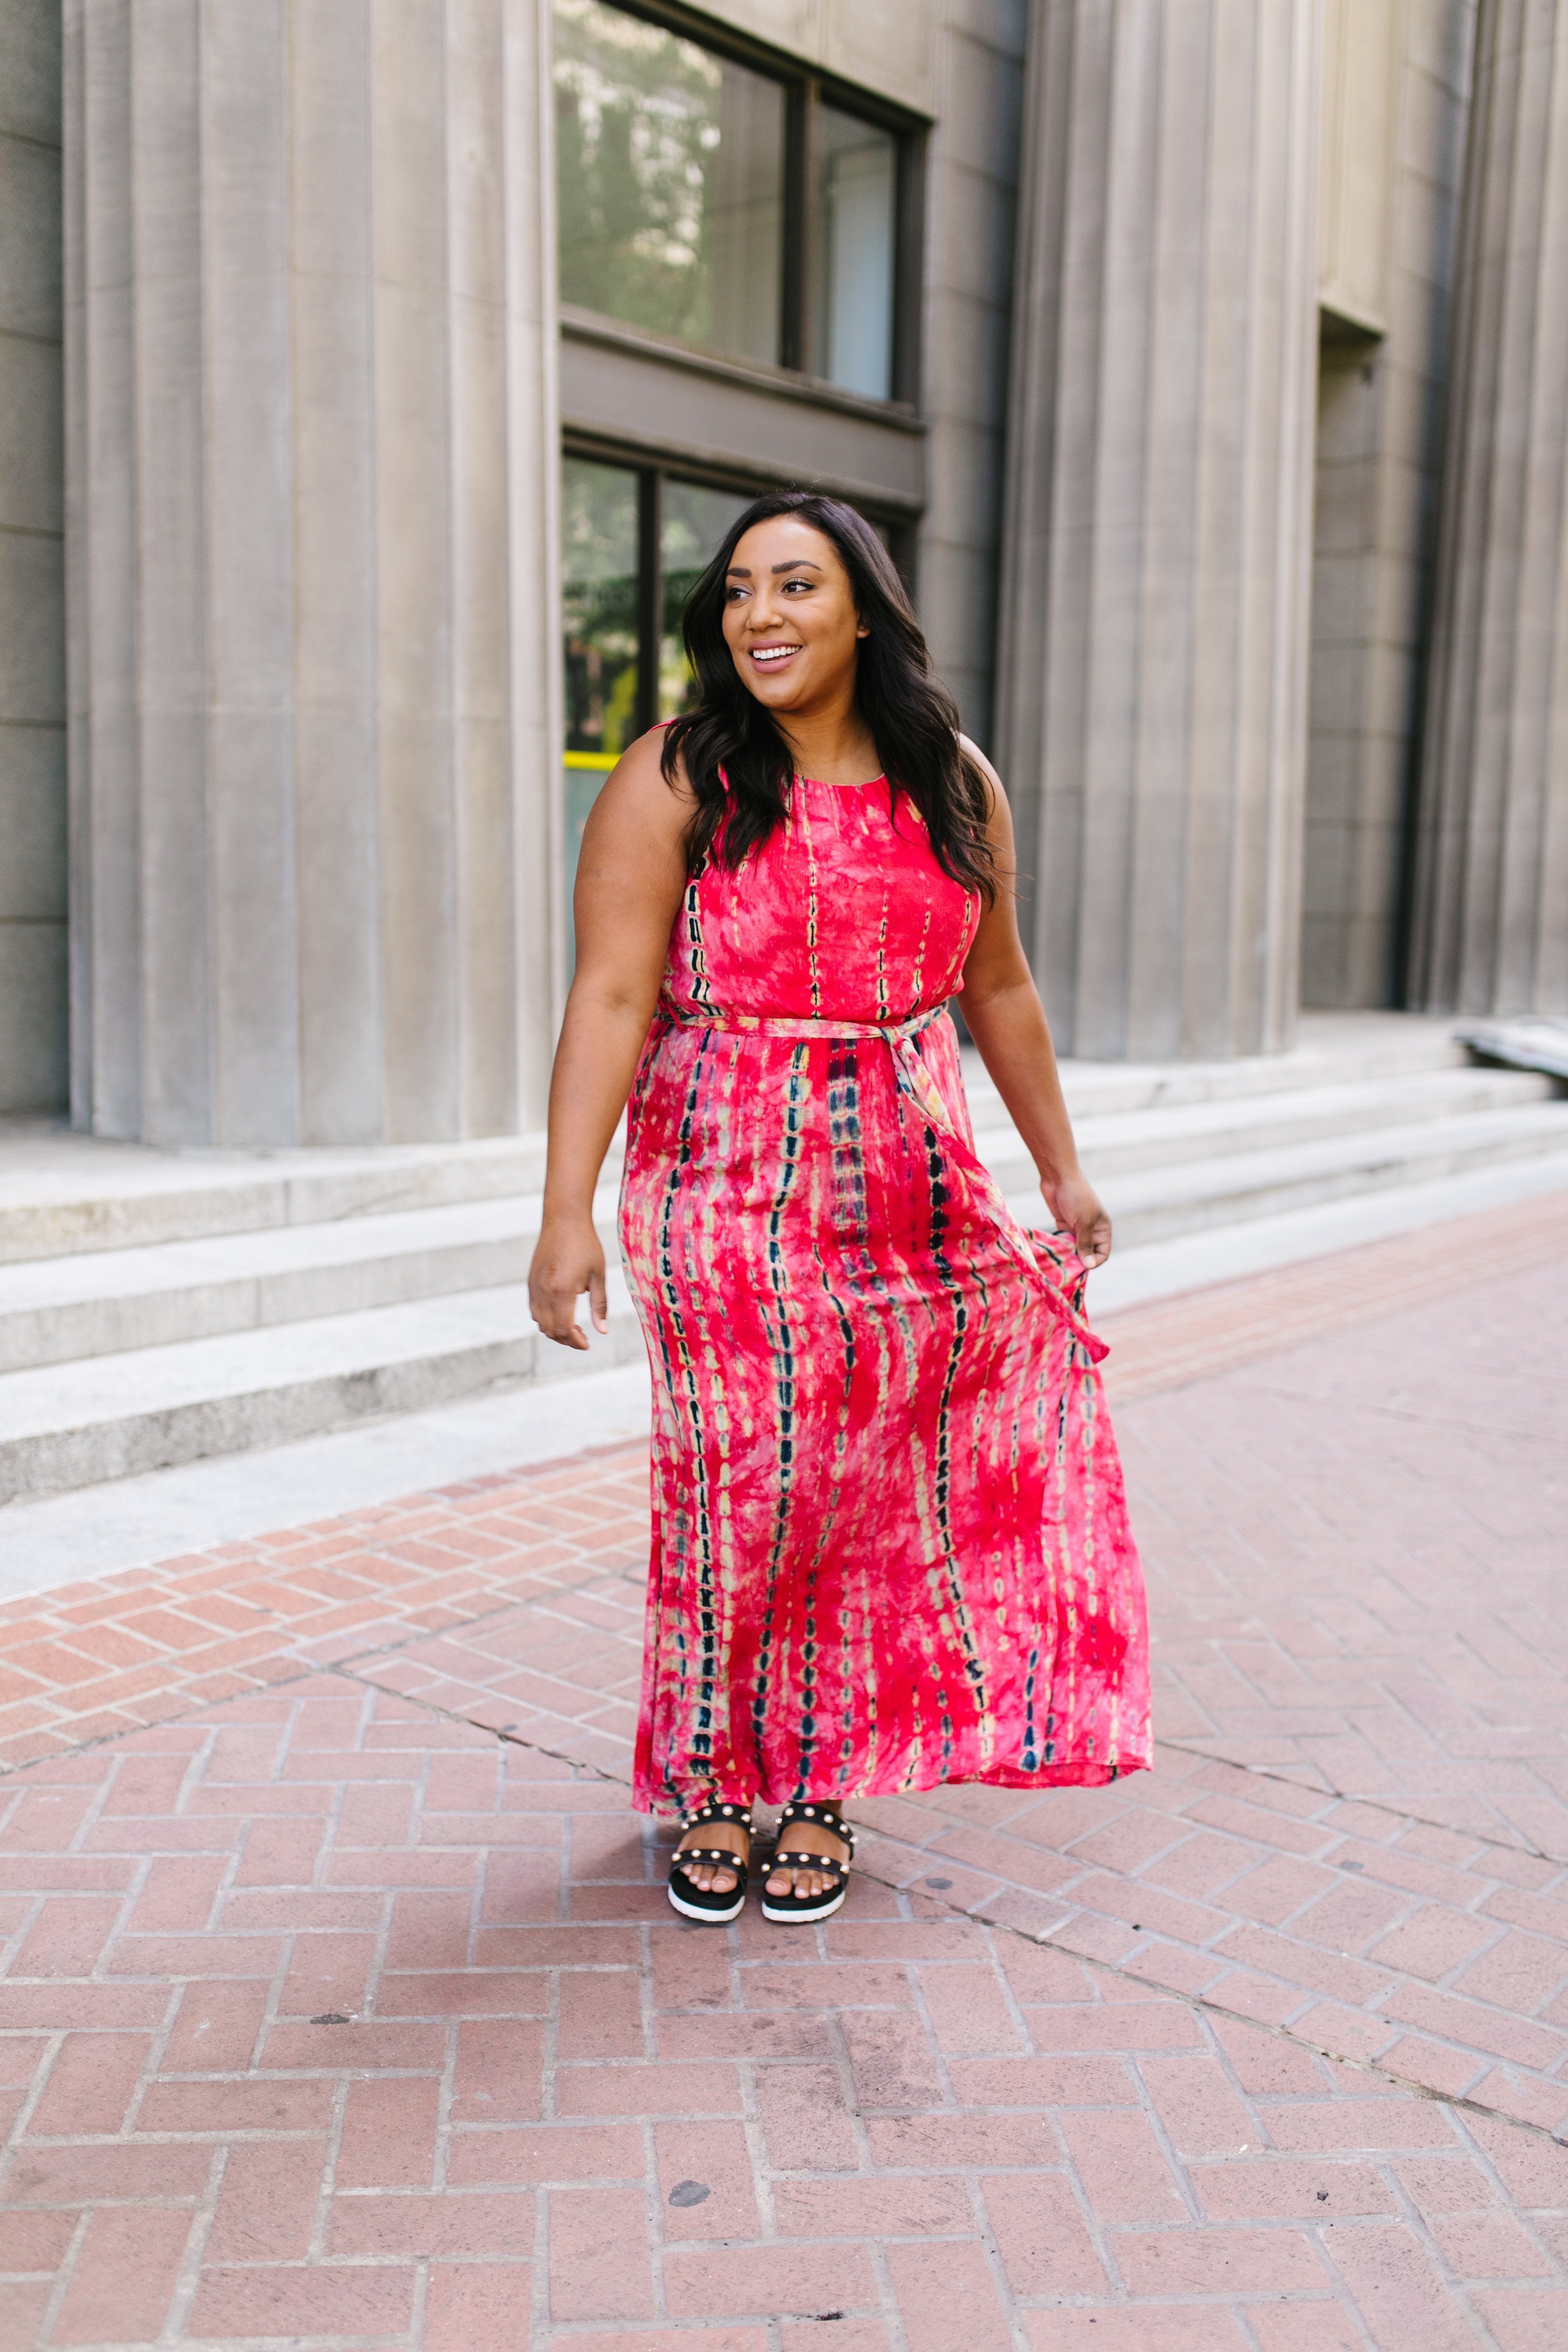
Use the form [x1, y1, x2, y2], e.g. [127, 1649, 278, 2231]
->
[659, 490, 996, 900]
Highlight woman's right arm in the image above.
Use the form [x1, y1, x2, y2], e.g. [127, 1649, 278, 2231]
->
[527, 731, 694, 1350]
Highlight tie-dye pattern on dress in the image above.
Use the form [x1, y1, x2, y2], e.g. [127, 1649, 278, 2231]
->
[620, 774, 1149, 1814]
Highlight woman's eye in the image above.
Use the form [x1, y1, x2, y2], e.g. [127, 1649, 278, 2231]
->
[782, 577, 812, 593]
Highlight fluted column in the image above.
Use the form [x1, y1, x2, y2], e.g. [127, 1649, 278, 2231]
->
[995, 0, 1321, 1059]
[1407, 0, 1568, 1017]
[63, 0, 562, 1147]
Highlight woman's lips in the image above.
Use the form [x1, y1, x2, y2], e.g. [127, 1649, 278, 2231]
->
[749, 643, 803, 668]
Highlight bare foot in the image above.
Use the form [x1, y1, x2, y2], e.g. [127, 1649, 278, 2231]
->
[673, 1815, 750, 1896]
[765, 1813, 850, 1905]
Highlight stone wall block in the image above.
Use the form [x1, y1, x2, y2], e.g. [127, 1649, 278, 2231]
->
[0, 924, 67, 1114]
[1409, 0, 1568, 1014]
[0, 333, 63, 537]
[915, 6, 1027, 745]
[0, 728, 66, 923]
[995, 0, 1321, 1059]
[0, 1, 60, 145]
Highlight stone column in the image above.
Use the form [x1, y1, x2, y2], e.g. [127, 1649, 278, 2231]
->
[0, 1, 66, 1113]
[1407, 0, 1568, 1017]
[63, 0, 563, 1148]
[994, 0, 1322, 1059]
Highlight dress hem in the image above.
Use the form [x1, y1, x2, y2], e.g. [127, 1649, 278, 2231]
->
[633, 1746, 1153, 1820]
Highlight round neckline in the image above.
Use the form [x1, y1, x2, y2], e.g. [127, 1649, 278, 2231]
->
[797, 772, 887, 791]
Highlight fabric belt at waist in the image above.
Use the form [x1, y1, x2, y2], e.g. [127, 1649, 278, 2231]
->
[648, 994, 1104, 1358]
[659, 998, 953, 1141]
[659, 1000, 945, 1047]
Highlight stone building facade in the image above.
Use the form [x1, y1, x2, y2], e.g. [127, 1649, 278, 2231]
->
[0, 0, 1563, 1138]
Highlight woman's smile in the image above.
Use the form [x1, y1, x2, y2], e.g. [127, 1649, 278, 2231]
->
[748, 639, 804, 669]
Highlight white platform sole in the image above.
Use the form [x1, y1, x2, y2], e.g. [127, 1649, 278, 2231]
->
[667, 1881, 746, 1925]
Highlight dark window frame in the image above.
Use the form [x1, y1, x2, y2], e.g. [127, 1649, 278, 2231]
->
[555, 0, 928, 409]
[563, 430, 916, 738]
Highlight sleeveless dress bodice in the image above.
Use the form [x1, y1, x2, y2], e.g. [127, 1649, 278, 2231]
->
[660, 774, 978, 1026]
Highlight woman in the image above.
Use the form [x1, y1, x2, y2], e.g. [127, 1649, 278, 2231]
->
[529, 491, 1148, 1925]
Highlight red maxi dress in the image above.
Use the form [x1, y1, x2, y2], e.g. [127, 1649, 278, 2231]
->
[620, 773, 1149, 1815]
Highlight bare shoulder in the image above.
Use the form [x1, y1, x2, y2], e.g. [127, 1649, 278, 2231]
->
[957, 732, 1011, 827]
[581, 725, 695, 857]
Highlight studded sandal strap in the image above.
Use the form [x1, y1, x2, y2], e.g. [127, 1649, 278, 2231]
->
[681, 1799, 753, 1834]
[771, 1849, 848, 1879]
[777, 1802, 854, 1853]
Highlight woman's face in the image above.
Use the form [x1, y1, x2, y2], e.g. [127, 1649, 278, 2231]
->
[721, 516, 869, 717]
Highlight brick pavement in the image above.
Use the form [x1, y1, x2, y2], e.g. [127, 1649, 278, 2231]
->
[3, 1198, 1568, 2347]
[0, 1454, 651, 1775]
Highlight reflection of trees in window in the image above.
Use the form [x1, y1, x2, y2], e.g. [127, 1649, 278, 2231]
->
[659, 480, 749, 717]
[553, 0, 783, 368]
[562, 456, 639, 755]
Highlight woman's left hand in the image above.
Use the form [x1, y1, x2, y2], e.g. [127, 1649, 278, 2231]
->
[1041, 1169, 1112, 1269]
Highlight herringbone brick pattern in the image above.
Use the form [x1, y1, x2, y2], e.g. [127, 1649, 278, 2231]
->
[3, 1681, 1567, 2349]
[2, 1206, 1567, 2344]
[0, 1454, 649, 1773]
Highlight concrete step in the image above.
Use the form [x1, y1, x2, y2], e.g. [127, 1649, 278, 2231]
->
[0, 1009, 1455, 1265]
[11, 1069, 1543, 1377]
[0, 1189, 620, 1374]
[1002, 1099, 1568, 1246]
[970, 1064, 1559, 1189]
[0, 1125, 574, 1267]
[0, 1276, 644, 1505]
[9, 1092, 1566, 1507]
[1085, 1142, 1568, 1316]
[962, 1009, 1466, 1124]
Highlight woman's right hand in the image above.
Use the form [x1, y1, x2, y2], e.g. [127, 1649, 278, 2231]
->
[528, 1217, 609, 1351]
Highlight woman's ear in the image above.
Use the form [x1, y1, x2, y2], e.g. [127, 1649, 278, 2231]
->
[856, 619, 871, 640]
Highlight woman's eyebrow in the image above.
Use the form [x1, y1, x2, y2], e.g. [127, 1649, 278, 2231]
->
[724, 559, 825, 578]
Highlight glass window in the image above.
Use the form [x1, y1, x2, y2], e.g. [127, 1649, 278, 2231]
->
[812, 104, 897, 400]
[561, 455, 640, 911]
[561, 458, 754, 959]
[659, 480, 751, 717]
[553, 0, 784, 368]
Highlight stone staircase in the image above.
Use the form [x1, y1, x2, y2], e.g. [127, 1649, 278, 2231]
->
[0, 1013, 1565, 1505]
[968, 1015, 1568, 1246]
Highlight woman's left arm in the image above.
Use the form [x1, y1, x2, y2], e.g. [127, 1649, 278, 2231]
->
[956, 737, 1111, 1268]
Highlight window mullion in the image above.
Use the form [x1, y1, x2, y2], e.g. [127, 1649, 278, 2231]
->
[637, 469, 663, 735]
[781, 79, 811, 374]
[894, 125, 926, 409]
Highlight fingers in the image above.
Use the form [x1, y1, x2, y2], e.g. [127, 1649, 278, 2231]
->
[537, 1303, 589, 1351]
[1079, 1214, 1112, 1270]
[528, 1277, 590, 1350]
[527, 1230, 608, 1351]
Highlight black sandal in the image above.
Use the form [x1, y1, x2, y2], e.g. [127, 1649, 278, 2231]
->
[760, 1801, 855, 1924]
[668, 1799, 752, 1924]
